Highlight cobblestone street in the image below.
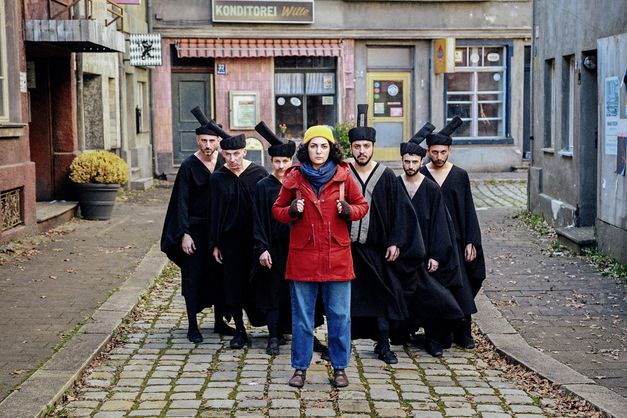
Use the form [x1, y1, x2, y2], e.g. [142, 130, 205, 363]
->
[60, 269, 566, 418]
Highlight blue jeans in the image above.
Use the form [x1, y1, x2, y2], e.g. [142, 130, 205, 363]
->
[290, 280, 351, 370]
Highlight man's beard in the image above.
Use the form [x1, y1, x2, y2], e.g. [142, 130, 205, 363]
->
[403, 168, 418, 177]
[354, 153, 373, 167]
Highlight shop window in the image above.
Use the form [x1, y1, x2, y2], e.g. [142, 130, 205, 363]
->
[0, 0, 9, 122]
[446, 45, 508, 140]
[275, 58, 337, 139]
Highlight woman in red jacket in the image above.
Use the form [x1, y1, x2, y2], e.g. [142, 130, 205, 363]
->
[272, 125, 368, 388]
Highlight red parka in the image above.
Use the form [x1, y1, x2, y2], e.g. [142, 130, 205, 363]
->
[272, 162, 369, 282]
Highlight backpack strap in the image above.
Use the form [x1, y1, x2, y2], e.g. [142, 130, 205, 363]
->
[339, 181, 345, 201]
[295, 189, 302, 200]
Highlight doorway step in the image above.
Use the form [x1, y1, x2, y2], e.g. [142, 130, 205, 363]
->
[36, 201, 77, 233]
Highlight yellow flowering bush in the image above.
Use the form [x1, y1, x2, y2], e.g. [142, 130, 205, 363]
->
[69, 150, 129, 184]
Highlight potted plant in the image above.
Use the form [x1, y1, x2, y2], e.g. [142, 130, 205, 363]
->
[69, 150, 129, 220]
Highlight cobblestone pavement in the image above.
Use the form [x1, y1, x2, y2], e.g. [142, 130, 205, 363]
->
[60, 269, 576, 418]
[469, 177, 527, 210]
[480, 208, 627, 399]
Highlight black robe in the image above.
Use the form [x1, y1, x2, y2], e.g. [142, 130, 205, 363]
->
[160, 153, 226, 314]
[420, 164, 485, 307]
[349, 163, 424, 333]
[252, 175, 291, 316]
[210, 162, 268, 321]
[399, 175, 465, 321]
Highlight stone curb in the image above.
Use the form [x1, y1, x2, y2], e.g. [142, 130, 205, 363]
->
[475, 291, 627, 418]
[0, 242, 169, 418]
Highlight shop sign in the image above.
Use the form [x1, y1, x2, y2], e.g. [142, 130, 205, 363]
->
[212, 0, 314, 24]
[217, 63, 227, 75]
[129, 33, 162, 66]
[434, 38, 455, 74]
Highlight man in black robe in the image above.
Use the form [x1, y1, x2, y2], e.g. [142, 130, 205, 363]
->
[160, 107, 235, 343]
[252, 122, 329, 358]
[348, 104, 424, 364]
[209, 122, 269, 349]
[419, 117, 486, 349]
[251, 122, 296, 355]
[398, 125, 465, 356]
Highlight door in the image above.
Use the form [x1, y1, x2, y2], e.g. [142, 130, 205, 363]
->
[171, 72, 214, 165]
[366, 72, 411, 161]
[523, 46, 531, 160]
[28, 60, 54, 201]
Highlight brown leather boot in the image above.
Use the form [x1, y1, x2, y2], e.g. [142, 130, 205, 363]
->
[288, 369, 306, 388]
[333, 369, 349, 388]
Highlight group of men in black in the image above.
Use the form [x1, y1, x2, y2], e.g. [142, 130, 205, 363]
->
[161, 104, 485, 362]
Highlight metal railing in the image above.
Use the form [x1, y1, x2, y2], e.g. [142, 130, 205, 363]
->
[47, 0, 124, 30]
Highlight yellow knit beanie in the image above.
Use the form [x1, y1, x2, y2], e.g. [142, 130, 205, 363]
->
[303, 125, 335, 144]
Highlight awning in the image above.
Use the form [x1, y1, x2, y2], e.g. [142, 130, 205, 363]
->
[176, 39, 341, 58]
[24, 20, 125, 53]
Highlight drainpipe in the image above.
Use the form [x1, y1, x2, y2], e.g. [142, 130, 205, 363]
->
[77, 53, 85, 151]
[147, 0, 159, 177]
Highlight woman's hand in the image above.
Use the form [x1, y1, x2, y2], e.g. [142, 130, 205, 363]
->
[289, 198, 305, 218]
[337, 200, 352, 218]
[259, 250, 273, 269]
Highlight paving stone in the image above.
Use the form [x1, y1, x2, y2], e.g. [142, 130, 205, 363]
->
[238, 399, 267, 409]
[480, 413, 512, 418]
[268, 409, 302, 417]
[509, 404, 543, 413]
[270, 398, 300, 409]
[139, 392, 167, 401]
[443, 407, 476, 416]
[169, 392, 198, 400]
[305, 407, 335, 416]
[369, 389, 399, 401]
[473, 395, 502, 403]
[99, 400, 135, 411]
[338, 399, 372, 413]
[93, 412, 126, 418]
[163, 409, 197, 417]
[402, 392, 432, 402]
[128, 410, 162, 416]
[411, 412, 444, 418]
[204, 399, 235, 409]
[67, 400, 100, 409]
[169, 399, 202, 409]
[433, 386, 466, 395]
[476, 404, 506, 413]
[110, 391, 138, 400]
[143, 385, 171, 393]
[138, 400, 168, 409]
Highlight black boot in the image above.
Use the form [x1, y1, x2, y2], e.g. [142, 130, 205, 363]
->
[426, 339, 443, 357]
[453, 316, 475, 349]
[374, 341, 398, 364]
[266, 337, 280, 355]
[313, 336, 330, 360]
[230, 329, 248, 349]
[187, 327, 203, 344]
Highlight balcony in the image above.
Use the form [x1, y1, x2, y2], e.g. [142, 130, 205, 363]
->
[24, 0, 125, 53]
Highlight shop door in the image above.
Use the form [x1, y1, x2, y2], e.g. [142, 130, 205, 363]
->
[171, 72, 214, 165]
[28, 60, 54, 201]
[366, 72, 411, 161]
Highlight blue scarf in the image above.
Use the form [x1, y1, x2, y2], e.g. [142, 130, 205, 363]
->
[300, 161, 337, 195]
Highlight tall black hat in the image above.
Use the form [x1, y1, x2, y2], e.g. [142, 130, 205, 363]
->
[190, 106, 225, 136]
[254, 122, 296, 158]
[400, 122, 435, 157]
[348, 104, 376, 143]
[200, 118, 247, 150]
[425, 116, 463, 146]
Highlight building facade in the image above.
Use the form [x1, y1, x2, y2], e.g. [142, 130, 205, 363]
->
[1, 0, 154, 244]
[528, 0, 627, 261]
[151, 0, 531, 175]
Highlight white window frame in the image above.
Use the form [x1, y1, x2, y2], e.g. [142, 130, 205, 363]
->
[566, 55, 575, 154]
[0, 0, 9, 122]
[546, 58, 556, 150]
[445, 45, 508, 140]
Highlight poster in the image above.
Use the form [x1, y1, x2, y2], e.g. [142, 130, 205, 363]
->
[605, 77, 619, 155]
[374, 102, 385, 115]
[230, 91, 259, 129]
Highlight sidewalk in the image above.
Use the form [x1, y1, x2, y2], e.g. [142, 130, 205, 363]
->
[0, 184, 171, 409]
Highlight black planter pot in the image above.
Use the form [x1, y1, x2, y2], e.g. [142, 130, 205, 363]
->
[74, 183, 120, 220]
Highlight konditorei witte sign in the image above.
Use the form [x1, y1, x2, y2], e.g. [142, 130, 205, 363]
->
[212, 0, 314, 24]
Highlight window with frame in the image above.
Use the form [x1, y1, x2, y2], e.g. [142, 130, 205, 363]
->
[0, 0, 9, 122]
[544, 58, 556, 149]
[274, 57, 337, 139]
[561, 55, 575, 154]
[136, 80, 148, 133]
[446, 45, 507, 140]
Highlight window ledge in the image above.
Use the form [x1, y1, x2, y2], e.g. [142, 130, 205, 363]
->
[558, 150, 574, 158]
[0, 123, 26, 139]
[452, 137, 514, 145]
[541, 147, 555, 154]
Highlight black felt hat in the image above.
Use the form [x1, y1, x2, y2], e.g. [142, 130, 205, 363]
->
[426, 116, 463, 146]
[190, 106, 225, 136]
[348, 104, 376, 143]
[254, 121, 296, 158]
[220, 134, 247, 150]
[400, 122, 435, 157]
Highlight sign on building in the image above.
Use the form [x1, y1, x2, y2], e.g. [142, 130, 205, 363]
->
[212, 0, 314, 24]
[434, 38, 455, 74]
[129, 34, 162, 66]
